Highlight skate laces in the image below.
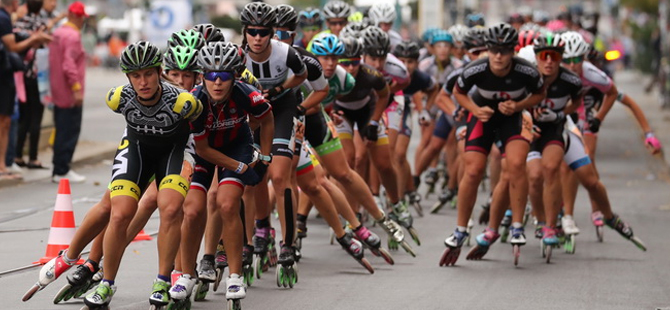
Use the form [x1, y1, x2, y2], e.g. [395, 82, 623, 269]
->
[591, 211, 604, 226]
[171, 275, 193, 293]
[482, 228, 500, 243]
[255, 227, 270, 239]
[606, 215, 632, 237]
[354, 226, 372, 240]
[91, 282, 113, 302]
[541, 226, 557, 239]
[152, 280, 170, 294]
[227, 274, 244, 292]
[511, 227, 525, 238]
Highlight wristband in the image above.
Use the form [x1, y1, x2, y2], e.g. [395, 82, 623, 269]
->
[235, 161, 244, 174]
[369, 120, 379, 126]
[645, 132, 655, 139]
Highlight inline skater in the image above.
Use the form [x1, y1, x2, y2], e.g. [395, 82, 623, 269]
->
[367, 3, 402, 49]
[440, 23, 544, 267]
[306, 0, 351, 52]
[295, 7, 322, 49]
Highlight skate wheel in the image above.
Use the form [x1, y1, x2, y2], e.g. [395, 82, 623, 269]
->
[329, 228, 335, 245]
[22, 283, 42, 302]
[276, 266, 283, 288]
[430, 201, 444, 214]
[400, 241, 416, 257]
[413, 202, 424, 217]
[466, 245, 487, 261]
[378, 247, 395, 265]
[630, 236, 647, 252]
[287, 266, 295, 288]
[387, 238, 398, 251]
[53, 283, 73, 304]
[545, 245, 552, 264]
[359, 257, 374, 274]
[564, 235, 576, 254]
[541, 240, 546, 258]
[596, 226, 604, 242]
[408, 227, 421, 246]
[213, 267, 224, 292]
[295, 238, 302, 251]
[253, 255, 263, 280]
[293, 263, 299, 284]
[500, 228, 509, 243]
[513, 245, 520, 266]
[227, 298, 241, 310]
[194, 281, 209, 302]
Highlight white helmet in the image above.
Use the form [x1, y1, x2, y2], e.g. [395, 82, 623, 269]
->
[448, 24, 469, 43]
[561, 31, 590, 58]
[368, 3, 396, 25]
[517, 45, 536, 65]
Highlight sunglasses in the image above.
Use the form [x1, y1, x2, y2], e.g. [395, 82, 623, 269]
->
[488, 45, 514, 55]
[339, 58, 361, 67]
[301, 26, 321, 32]
[246, 28, 273, 37]
[327, 20, 347, 26]
[536, 50, 562, 62]
[203, 71, 235, 82]
[562, 56, 584, 64]
[468, 48, 487, 57]
[275, 30, 296, 40]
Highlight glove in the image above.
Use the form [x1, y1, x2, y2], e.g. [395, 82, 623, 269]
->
[588, 117, 601, 133]
[238, 165, 261, 186]
[264, 85, 284, 98]
[253, 161, 269, 179]
[645, 132, 662, 154]
[535, 109, 565, 123]
[363, 122, 379, 141]
[419, 110, 431, 125]
[296, 105, 307, 116]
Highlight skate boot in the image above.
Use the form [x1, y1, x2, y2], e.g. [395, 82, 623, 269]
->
[242, 245, 254, 286]
[23, 249, 79, 302]
[510, 226, 526, 266]
[389, 201, 421, 246]
[534, 222, 545, 239]
[500, 210, 512, 243]
[148, 279, 170, 309]
[431, 188, 456, 214]
[268, 227, 278, 267]
[465, 218, 475, 246]
[276, 244, 298, 288]
[605, 214, 647, 251]
[541, 226, 560, 264]
[296, 219, 307, 256]
[353, 225, 394, 265]
[439, 229, 469, 266]
[407, 191, 424, 217]
[424, 169, 438, 198]
[336, 233, 374, 273]
[252, 227, 271, 280]
[561, 216, 579, 254]
[466, 228, 500, 260]
[478, 200, 491, 225]
[54, 259, 100, 304]
[83, 281, 115, 310]
[213, 245, 227, 292]
[168, 274, 196, 309]
[197, 257, 216, 283]
[591, 211, 605, 242]
[226, 273, 245, 310]
[376, 214, 415, 257]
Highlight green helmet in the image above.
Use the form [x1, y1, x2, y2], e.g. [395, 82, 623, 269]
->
[168, 29, 205, 51]
[164, 45, 201, 72]
[120, 41, 162, 73]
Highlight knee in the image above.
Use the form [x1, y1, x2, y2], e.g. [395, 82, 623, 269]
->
[183, 203, 205, 224]
[332, 169, 353, 184]
[218, 200, 239, 221]
[505, 160, 526, 177]
[542, 163, 560, 181]
[159, 202, 183, 223]
[271, 173, 288, 188]
[581, 174, 601, 191]
[528, 170, 543, 187]
[299, 182, 321, 196]
[463, 165, 485, 181]
[109, 208, 134, 227]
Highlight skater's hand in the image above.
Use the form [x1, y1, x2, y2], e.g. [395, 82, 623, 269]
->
[498, 100, 517, 116]
[330, 110, 344, 126]
[237, 163, 261, 186]
[363, 121, 379, 143]
[588, 117, 601, 133]
[452, 106, 466, 122]
[253, 161, 269, 179]
[474, 106, 494, 122]
[645, 132, 662, 155]
[419, 110, 431, 126]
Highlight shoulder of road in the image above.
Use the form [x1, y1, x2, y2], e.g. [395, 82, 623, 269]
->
[1, 70, 668, 189]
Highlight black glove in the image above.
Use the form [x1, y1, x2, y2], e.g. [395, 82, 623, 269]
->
[238, 166, 261, 186]
[264, 85, 284, 98]
[296, 105, 306, 116]
[253, 161, 269, 179]
[588, 117, 601, 133]
[363, 123, 379, 141]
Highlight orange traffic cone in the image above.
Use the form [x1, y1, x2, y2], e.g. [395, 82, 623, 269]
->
[36, 179, 83, 264]
[133, 229, 153, 242]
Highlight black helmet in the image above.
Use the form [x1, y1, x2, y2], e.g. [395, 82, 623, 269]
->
[322, 0, 351, 20]
[392, 40, 420, 59]
[361, 26, 390, 57]
[340, 36, 363, 58]
[240, 2, 276, 28]
[120, 41, 162, 73]
[340, 21, 367, 38]
[192, 24, 225, 43]
[462, 27, 487, 50]
[485, 23, 518, 47]
[276, 4, 298, 31]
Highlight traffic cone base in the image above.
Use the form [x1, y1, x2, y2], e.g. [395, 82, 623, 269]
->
[36, 179, 82, 265]
[133, 229, 153, 242]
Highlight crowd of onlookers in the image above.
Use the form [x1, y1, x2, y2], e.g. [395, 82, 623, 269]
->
[1, 0, 88, 183]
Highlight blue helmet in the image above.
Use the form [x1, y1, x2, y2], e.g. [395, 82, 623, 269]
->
[466, 13, 486, 27]
[311, 34, 345, 56]
[430, 30, 453, 45]
[421, 27, 440, 43]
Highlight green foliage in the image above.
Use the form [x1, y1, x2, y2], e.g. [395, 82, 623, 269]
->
[620, 0, 659, 14]
[211, 15, 242, 33]
[627, 19, 657, 73]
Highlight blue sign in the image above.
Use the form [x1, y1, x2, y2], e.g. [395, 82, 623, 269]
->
[151, 5, 174, 30]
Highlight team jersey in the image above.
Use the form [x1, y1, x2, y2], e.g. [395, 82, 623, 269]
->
[191, 81, 272, 150]
[404, 69, 436, 96]
[377, 53, 410, 85]
[336, 64, 387, 110]
[539, 67, 582, 116]
[323, 65, 355, 105]
[578, 61, 613, 105]
[105, 81, 202, 145]
[419, 55, 463, 86]
[240, 68, 262, 90]
[245, 39, 306, 100]
[294, 46, 329, 92]
[455, 56, 544, 108]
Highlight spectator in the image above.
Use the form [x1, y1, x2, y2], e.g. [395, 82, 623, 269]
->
[49, 1, 87, 183]
[40, 0, 65, 31]
[0, 0, 51, 181]
[14, 0, 48, 169]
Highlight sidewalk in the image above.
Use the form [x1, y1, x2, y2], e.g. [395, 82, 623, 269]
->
[0, 140, 117, 188]
[613, 70, 670, 176]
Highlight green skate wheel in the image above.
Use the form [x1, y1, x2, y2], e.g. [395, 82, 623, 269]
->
[53, 283, 72, 304]
[388, 238, 398, 250]
[408, 227, 421, 246]
[400, 241, 416, 257]
[630, 236, 647, 251]
[288, 267, 295, 288]
[227, 298, 241, 310]
[254, 255, 263, 279]
[500, 227, 509, 243]
[194, 281, 208, 301]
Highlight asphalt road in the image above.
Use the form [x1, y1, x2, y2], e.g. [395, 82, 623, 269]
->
[1, 68, 669, 310]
